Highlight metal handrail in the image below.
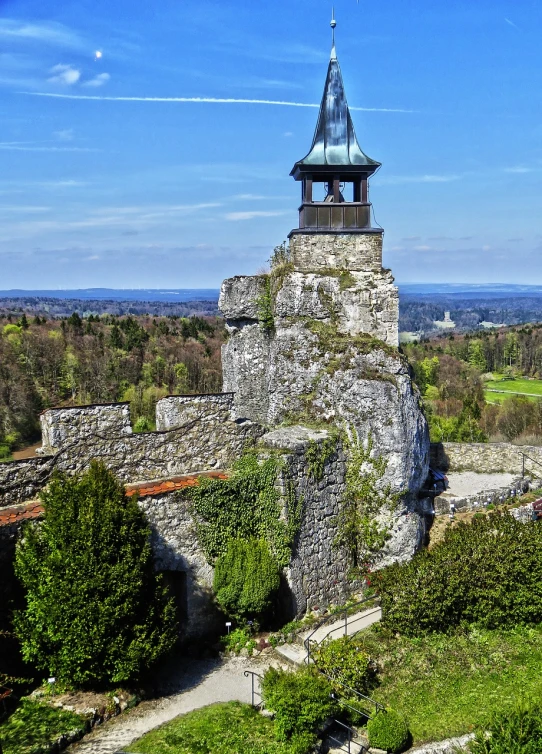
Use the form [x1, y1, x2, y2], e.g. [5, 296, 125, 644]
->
[244, 670, 263, 709]
[521, 451, 542, 478]
[303, 595, 381, 663]
[326, 717, 369, 754]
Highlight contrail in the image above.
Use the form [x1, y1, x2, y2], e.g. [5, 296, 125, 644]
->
[19, 92, 414, 113]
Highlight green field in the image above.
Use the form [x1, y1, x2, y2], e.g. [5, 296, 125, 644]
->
[357, 624, 542, 744]
[485, 377, 542, 404]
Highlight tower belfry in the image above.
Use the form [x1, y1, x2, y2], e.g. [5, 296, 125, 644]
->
[290, 15, 380, 233]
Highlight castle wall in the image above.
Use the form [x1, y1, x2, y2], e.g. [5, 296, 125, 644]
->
[289, 231, 383, 273]
[431, 441, 542, 476]
[40, 402, 132, 453]
[156, 393, 234, 431]
[0, 399, 263, 508]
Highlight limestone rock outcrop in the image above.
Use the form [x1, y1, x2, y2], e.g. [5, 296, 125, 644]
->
[220, 232, 430, 568]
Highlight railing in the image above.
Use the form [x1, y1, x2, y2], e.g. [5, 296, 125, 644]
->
[244, 670, 263, 709]
[304, 595, 384, 721]
[521, 451, 542, 478]
[326, 716, 369, 754]
[303, 595, 381, 664]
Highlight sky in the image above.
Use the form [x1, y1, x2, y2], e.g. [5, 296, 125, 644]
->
[1, 0, 542, 289]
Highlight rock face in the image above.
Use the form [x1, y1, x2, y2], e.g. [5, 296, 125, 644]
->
[220, 231, 430, 568]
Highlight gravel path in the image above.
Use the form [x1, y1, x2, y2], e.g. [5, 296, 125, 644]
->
[67, 655, 272, 754]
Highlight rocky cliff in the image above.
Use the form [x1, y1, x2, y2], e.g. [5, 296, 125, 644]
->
[220, 232, 430, 568]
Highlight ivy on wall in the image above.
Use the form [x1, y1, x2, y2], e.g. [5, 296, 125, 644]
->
[305, 435, 339, 481]
[334, 428, 399, 575]
[255, 242, 294, 334]
[184, 451, 302, 568]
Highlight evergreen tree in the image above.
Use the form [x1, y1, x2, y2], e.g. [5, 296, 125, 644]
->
[14, 461, 178, 687]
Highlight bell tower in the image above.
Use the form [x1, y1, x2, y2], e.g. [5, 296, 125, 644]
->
[290, 13, 381, 235]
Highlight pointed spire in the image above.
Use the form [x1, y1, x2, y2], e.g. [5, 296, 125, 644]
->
[330, 7, 337, 60]
[294, 34, 380, 168]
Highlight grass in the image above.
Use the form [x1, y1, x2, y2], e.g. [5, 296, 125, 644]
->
[485, 376, 542, 400]
[125, 701, 306, 754]
[354, 624, 542, 744]
[0, 698, 86, 754]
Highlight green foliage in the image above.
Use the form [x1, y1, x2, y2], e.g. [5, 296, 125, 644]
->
[3, 323, 22, 336]
[125, 700, 311, 754]
[187, 452, 302, 568]
[214, 538, 280, 621]
[0, 699, 85, 754]
[256, 275, 275, 333]
[311, 635, 371, 697]
[14, 461, 178, 687]
[220, 626, 256, 655]
[378, 511, 542, 635]
[367, 709, 410, 753]
[428, 413, 488, 442]
[335, 429, 399, 573]
[469, 702, 542, 754]
[305, 436, 338, 481]
[133, 416, 154, 432]
[261, 667, 337, 743]
[270, 241, 291, 269]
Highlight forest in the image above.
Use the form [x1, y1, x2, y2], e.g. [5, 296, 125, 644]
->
[404, 324, 542, 444]
[0, 312, 225, 459]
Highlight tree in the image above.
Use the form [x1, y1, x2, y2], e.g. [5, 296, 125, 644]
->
[213, 538, 280, 621]
[14, 461, 178, 687]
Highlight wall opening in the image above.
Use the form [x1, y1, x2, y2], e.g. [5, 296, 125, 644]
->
[161, 569, 188, 624]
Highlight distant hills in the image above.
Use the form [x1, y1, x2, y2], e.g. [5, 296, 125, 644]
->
[0, 288, 220, 302]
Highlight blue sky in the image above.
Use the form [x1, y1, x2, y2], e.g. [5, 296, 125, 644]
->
[1, 0, 542, 289]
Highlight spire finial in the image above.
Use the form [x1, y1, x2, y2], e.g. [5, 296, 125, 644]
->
[330, 7, 337, 59]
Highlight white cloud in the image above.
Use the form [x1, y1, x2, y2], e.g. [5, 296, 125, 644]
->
[53, 129, 74, 141]
[504, 166, 533, 174]
[378, 174, 461, 185]
[0, 19, 83, 49]
[83, 72, 111, 88]
[48, 64, 80, 85]
[225, 210, 290, 221]
[0, 143, 97, 152]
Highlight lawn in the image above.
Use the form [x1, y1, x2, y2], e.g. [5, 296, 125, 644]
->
[0, 698, 86, 754]
[125, 701, 306, 754]
[354, 624, 542, 744]
[485, 377, 542, 400]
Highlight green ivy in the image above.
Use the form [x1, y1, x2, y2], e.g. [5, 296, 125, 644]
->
[305, 435, 338, 481]
[256, 275, 275, 334]
[214, 538, 280, 621]
[185, 452, 302, 568]
[334, 428, 399, 574]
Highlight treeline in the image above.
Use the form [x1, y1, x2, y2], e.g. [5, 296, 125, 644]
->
[404, 324, 542, 444]
[0, 296, 219, 318]
[0, 312, 225, 458]
[400, 296, 542, 333]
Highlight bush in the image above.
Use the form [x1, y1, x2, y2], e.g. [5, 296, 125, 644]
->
[15, 461, 178, 687]
[469, 702, 542, 753]
[221, 627, 256, 655]
[213, 538, 280, 621]
[0, 698, 85, 754]
[311, 635, 371, 696]
[378, 511, 542, 635]
[367, 709, 410, 753]
[261, 667, 337, 742]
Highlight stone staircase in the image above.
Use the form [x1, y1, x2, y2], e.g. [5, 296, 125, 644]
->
[274, 603, 382, 666]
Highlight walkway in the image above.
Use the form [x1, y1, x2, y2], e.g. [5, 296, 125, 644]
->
[67, 656, 269, 754]
[275, 604, 382, 666]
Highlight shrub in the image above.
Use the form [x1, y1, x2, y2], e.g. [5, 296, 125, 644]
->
[0, 698, 86, 754]
[469, 702, 542, 753]
[221, 626, 256, 655]
[312, 635, 371, 696]
[15, 461, 178, 687]
[367, 709, 410, 753]
[213, 538, 280, 621]
[261, 667, 337, 742]
[378, 511, 542, 635]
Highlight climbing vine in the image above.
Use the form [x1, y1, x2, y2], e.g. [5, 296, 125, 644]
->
[306, 435, 339, 481]
[334, 427, 400, 575]
[184, 451, 302, 568]
[255, 241, 294, 334]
